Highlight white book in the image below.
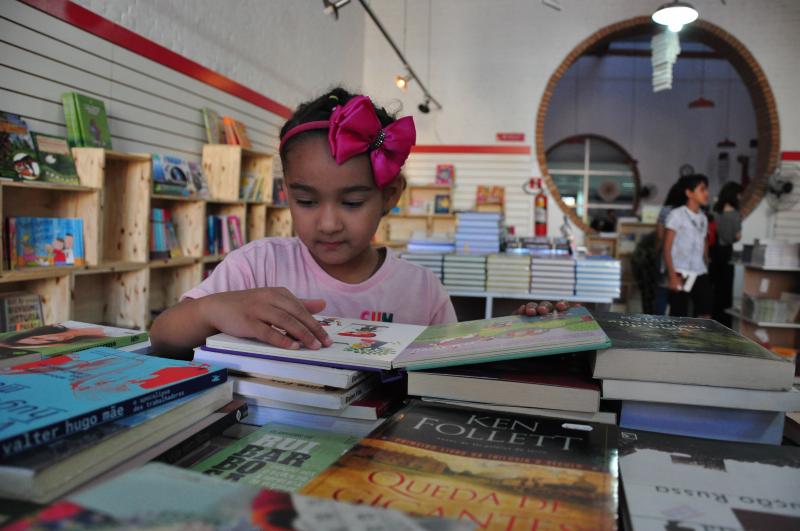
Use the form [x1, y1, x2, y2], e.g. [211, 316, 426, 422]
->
[420, 398, 617, 425]
[239, 392, 395, 421]
[193, 347, 366, 389]
[233, 375, 375, 410]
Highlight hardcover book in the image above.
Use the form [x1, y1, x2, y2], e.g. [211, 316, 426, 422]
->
[233, 374, 375, 410]
[30, 133, 79, 185]
[8, 462, 467, 530]
[206, 307, 609, 372]
[192, 423, 360, 492]
[435, 163, 454, 185]
[593, 312, 795, 390]
[302, 400, 619, 530]
[0, 347, 227, 458]
[8, 217, 84, 269]
[618, 429, 800, 530]
[0, 111, 38, 181]
[201, 107, 223, 144]
[0, 321, 148, 369]
[152, 154, 205, 196]
[62, 92, 112, 149]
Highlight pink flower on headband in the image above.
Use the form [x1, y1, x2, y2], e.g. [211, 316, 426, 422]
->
[328, 96, 416, 188]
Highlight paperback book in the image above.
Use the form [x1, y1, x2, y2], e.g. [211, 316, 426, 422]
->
[618, 429, 800, 530]
[0, 320, 148, 369]
[302, 400, 619, 530]
[30, 133, 79, 185]
[0, 292, 43, 333]
[61, 92, 112, 149]
[0, 112, 38, 181]
[192, 423, 360, 492]
[0, 347, 227, 458]
[232, 374, 375, 410]
[201, 107, 223, 144]
[593, 312, 794, 390]
[152, 154, 208, 197]
[7, 462, 469, 530]
[7, 217, 84, 269]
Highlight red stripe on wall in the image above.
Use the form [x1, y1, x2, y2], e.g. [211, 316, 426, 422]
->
[20, 0, 293, 119]
[411, 145, 532, 155]
[782, 152, 800, 161]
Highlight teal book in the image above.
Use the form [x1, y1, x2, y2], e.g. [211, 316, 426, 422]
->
[192, 423, 360, 492]
[0, 347, 227, 459]
[31, 133, 79, 185]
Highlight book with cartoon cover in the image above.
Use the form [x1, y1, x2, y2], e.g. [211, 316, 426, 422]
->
[31, 133, 79, 185]
[8, 217, 84, 269]
[0, 112, 38, 181]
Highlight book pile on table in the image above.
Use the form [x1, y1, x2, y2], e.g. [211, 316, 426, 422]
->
[405, 231, 455, 254]
[575, 256, 621, 299]
[443, 253, 486, 291]
[751, 240, 800, 269]
[530, 255, 576, 297]
[399, 252, 444, 280]
[486, 253, 530, 292]
[0, 329, 236, 505]
[454, 211, 503, 254]
[593, 312, 799, 444]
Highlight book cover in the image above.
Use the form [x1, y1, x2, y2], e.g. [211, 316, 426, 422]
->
[192, 423, 360, 492]
[201, 107, 222, 144]
[618, 429, 800, 530]
[435, 163, 454, 185]
[187, 160, 210, 197]
[302, 400, 619, 530]
[60, 92, 81, 148]
[31, 133, 79, 185]
[434, 194, 451, 214]
[0, 292, 43, 333]
[222, 116, 238, 145]
[153, 154, 196, 195]
[7, 462, 468, 530]
[233, 374, 375, 410]
[0, 112, 38, 181]
[233, 119, 252, 149]
[11, 217, 84, 268]
[0, 347, 227, 459]
[272, 177, 288, 205]
[70, 93, 112, 149]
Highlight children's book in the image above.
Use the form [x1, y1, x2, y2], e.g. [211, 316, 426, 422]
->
[434, 193, 451, 214]
[187, 160, 210, 197]
[593, 312, 795, 390]
[201, 107, 223, 144]
[8, 217, 84, 269]
[435, 163, 455, 185]
[0, 347, 227, 459]
[618, 429, 800, 530]
[205, 307, 609, 372]
[192, 423, 360, 492]
[31, 133, 79, 185]
[233, 374, 375, 410]
[9, 462, 468, 530]
[302, 400, 619, 530]
[0, 292, 43, 333]
[61, 92, 112, 149]
[0, 111, 38, 181]
[0, 320, 147, 370]
[152, 154, 197, 195]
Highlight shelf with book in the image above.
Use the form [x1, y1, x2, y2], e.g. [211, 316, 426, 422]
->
[0, 276, 71, 325]
[74, 262, 148, 275]
[1, 181, 98, 193]
[266, 207, 293, 238]
[150, 197, 205, 258]
[150, 193, 204, 203]
[202, 145, 273, 203]
[247, 203, 268, 241]
[72, 268, 149, 330]
[0, 266, 79, 283]
[149, 256, 201, 269]
[725, 308, 800, 329]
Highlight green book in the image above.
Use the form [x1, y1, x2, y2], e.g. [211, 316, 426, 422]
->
[60, 93, 82, 148]
[63, 92, 112, 149]
[31, 133, 80, 185]
[0, 111, 38, 181]
[192, 423, 360, 492]
[0, 320, 148, 369]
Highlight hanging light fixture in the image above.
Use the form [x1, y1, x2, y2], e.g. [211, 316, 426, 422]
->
[395, 74, 411, 92]
[652, 1, 699, 33]
[689, 59, 715, 109]
[717, 74, 736, 148]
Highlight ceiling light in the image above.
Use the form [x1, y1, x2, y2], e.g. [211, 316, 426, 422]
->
[652, 1, 699, 33]
[322, 0, 352, 19]
[395, 74, 411, 92]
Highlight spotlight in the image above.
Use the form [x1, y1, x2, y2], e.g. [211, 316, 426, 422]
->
[322, 0, 352, 19]
[652, 1, 698, 33]
[395, 74, 411, 92]
[418, 99, 431, 114]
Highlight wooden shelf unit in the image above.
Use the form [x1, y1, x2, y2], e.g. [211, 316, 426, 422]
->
[0, 146, 292, 330]
[378, 181, 457, 246]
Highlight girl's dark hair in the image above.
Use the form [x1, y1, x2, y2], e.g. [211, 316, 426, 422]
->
[663, 181, 685, 208]
[279, 87, 397, 171]
[675, 174, 709, 205]
[714, 181, 742, 213]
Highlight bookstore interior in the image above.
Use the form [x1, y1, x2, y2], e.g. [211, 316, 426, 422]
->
[2, 0, 800, 529]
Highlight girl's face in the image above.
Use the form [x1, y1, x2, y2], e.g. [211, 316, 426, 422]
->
[284, 135, 402, 273]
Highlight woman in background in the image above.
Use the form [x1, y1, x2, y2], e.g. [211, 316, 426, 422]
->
[711, 182, 743, 327]
[652, 182, 685, 314]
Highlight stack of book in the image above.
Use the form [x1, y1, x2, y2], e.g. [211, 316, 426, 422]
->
[399, 252, 444, 280]
[206, 215, 244, 255]
[593, 312, 799, 444]
[575, 256, 621, 299]
[150, 208, 182, 260]
[405, 232, 455, 254]
[486, 253, 531, 292]
[530, 255, 576, 297]
[751, 240, 800, 269]
[742, 292, 800, 323]
[443, 254, 487, 291]
[0, 337, 236, 504]
[454, 211, 503, 254]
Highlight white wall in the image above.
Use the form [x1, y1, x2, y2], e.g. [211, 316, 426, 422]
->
[72, 0, 366, 108]
[361, 0, 800, 241]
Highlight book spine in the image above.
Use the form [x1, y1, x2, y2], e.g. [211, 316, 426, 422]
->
[61, 93, 79, 148]
[0, 368, 228, 459]
[221, 216, 230, 254]
[8, 218, 16, 271]
[207, 215, 215, 255]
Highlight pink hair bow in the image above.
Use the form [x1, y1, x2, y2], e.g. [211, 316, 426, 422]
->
[328, 96, 416, 188]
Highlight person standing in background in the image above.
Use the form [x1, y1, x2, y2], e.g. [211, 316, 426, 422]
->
[652, 182, 685, 315]
[710, 182, 743, 327]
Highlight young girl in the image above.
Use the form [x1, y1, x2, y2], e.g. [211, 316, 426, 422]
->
[150, 88, 563, 358]
[710, 181, 743, 326]
[663, 174, 712, 318]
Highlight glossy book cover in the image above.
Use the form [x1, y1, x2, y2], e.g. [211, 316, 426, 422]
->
[301, 400, 619, 530]
[0, 347, 226, 458]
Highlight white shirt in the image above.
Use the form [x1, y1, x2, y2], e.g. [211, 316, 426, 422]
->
[665, 206, 708, 275]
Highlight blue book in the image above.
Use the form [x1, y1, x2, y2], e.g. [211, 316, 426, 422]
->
[11, 217, 85, 268]
[0, 347, 227, 459]
[620, 400, 785, 445]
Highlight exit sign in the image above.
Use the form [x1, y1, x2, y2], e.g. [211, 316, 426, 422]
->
[496, 132, 525, 142]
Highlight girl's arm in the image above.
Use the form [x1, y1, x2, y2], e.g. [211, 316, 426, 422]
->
[150, 288, 332, 359]
[663, 229, 682, 291]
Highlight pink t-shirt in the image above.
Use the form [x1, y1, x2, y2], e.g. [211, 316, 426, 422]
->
[182, 237, 456, 326]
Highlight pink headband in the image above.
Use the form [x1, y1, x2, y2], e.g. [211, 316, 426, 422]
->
[279, 95, 416, 189]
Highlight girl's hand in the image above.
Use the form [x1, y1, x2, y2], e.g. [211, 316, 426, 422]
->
[668, 273, 683, 292]
[201, 288, 333, 350]
[513, 300, 571, 316]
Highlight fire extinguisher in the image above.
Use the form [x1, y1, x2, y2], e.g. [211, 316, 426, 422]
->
[524, 178, 548, 236]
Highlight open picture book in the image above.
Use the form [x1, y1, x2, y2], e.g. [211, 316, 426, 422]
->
[202, 306, 611, 371]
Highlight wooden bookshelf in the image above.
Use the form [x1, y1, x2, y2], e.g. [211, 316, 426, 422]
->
[0, 147, 293, 329]
[377, 180, 457, 247]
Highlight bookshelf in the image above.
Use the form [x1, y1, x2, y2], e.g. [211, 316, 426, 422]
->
[377, 182, 457, 246]
[0, 146, 292, 330]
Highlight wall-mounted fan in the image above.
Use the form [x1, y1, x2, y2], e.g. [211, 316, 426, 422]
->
[597, 180, 621, 202]
[766, 162, 800, 211]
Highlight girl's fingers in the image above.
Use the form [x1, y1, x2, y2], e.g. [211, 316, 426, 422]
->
[525, 302, 539, 316]
[260, 307, 321, 350]
[537, 301, 554, 315]
[248, 320, 300, 350]
[272, 293, 332, 346]
[555, 300, 569, 312]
